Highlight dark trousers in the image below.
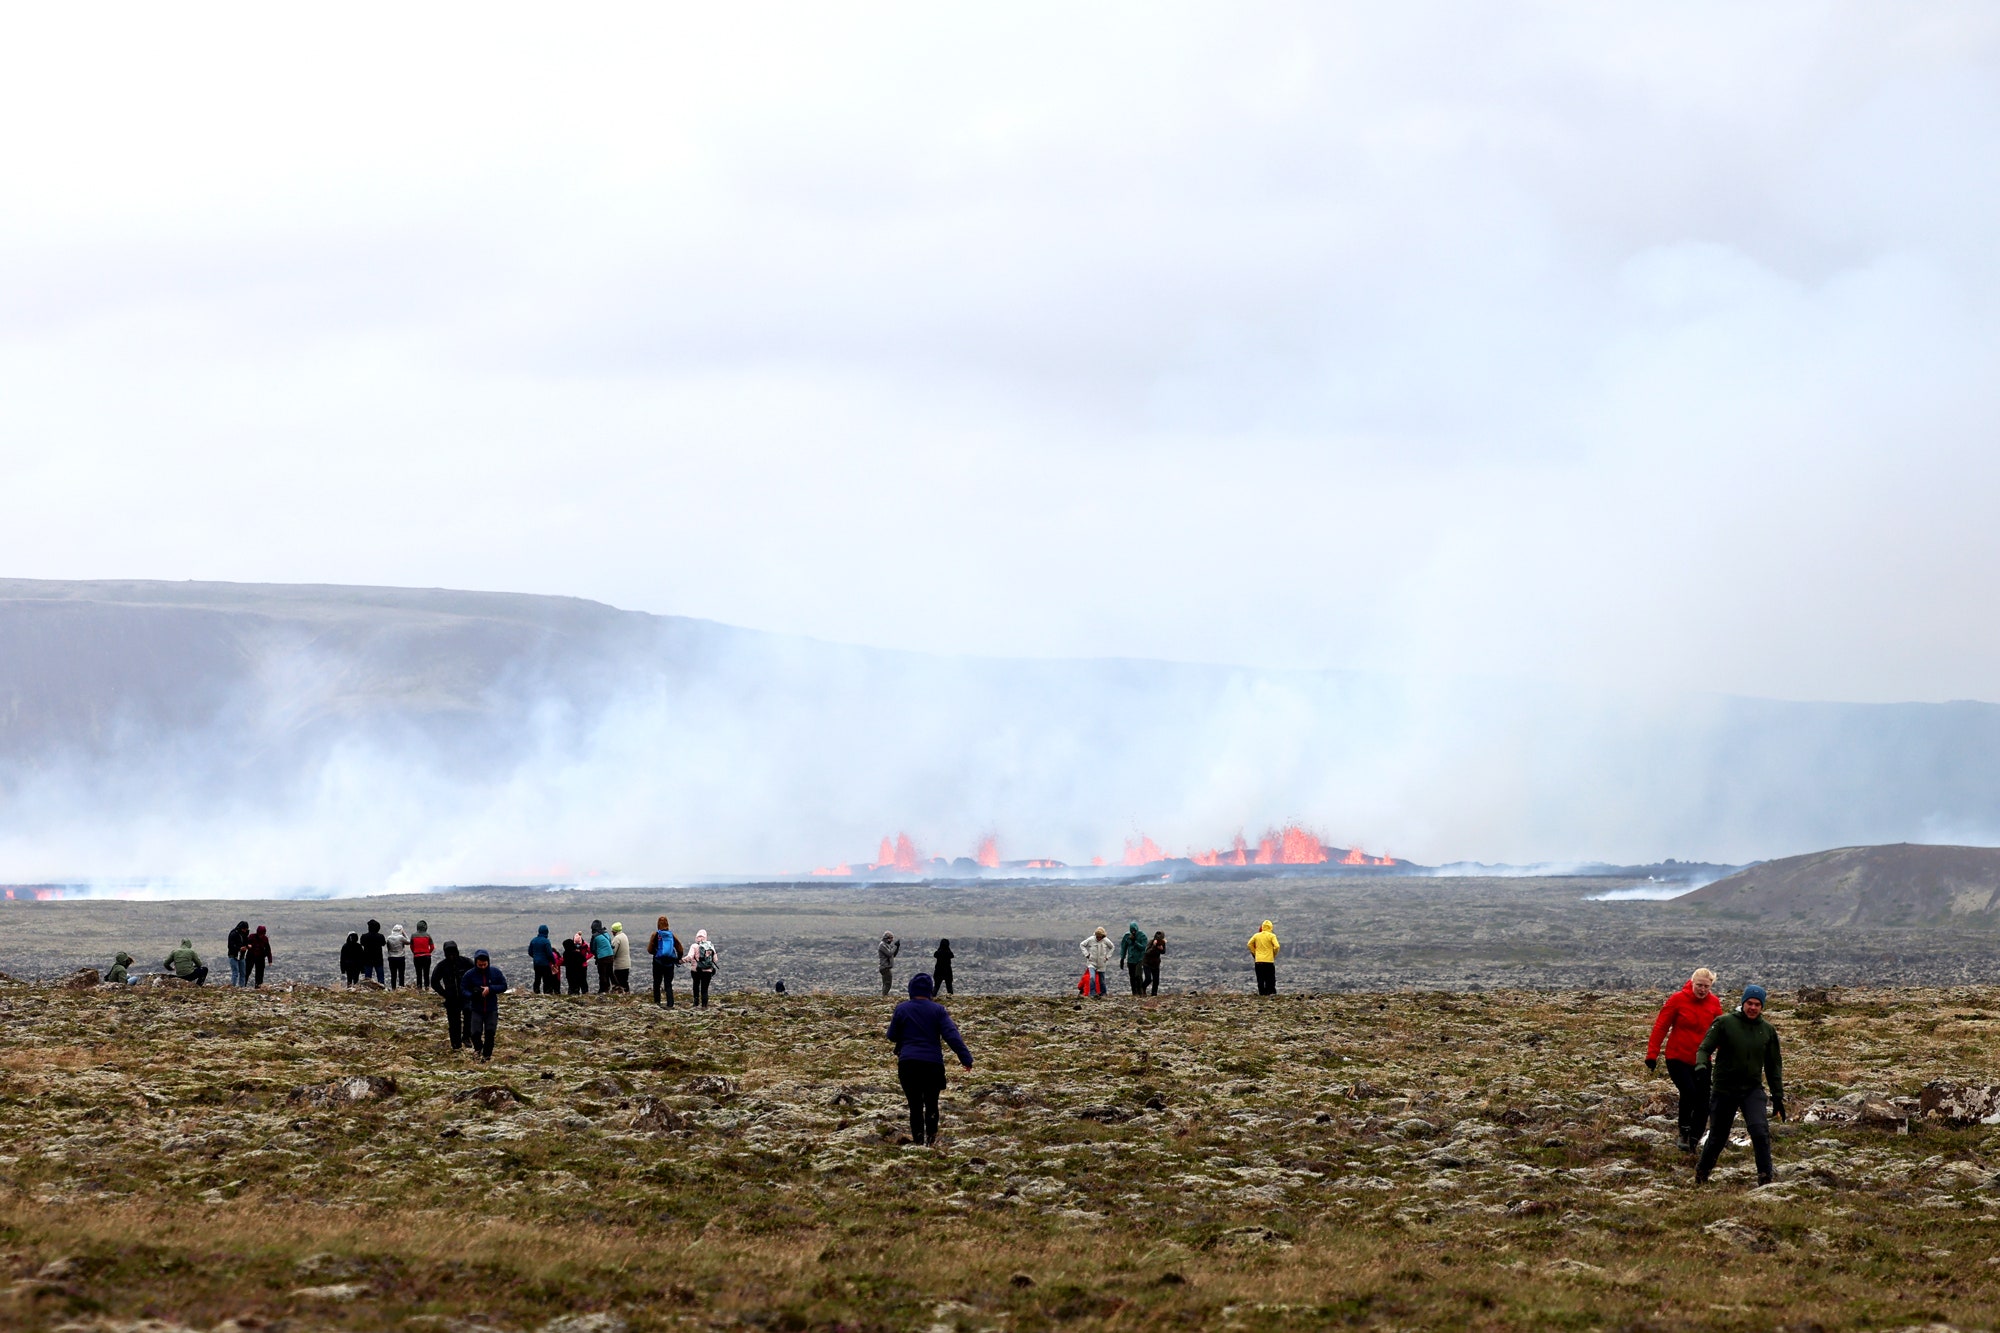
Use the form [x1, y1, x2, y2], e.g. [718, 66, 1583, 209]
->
[881, 967, 894, 996]
[565, 965, 587, 995]
[363, 961, 384, 983]
[414, 956, 431, 988]
[465, 1007, 496, 1059]
[1143, 958, 1160, 995]
[933, 966, 953, 996]
[653, 959, 676, 1006]
[187, 965, 209, 986]
[596, 959, 614, 993]
[1697, 1086, 1773, 1182]
[613, 968, 630, 993]
[247, 958, 266, 987]
[344, 969, 359, 987]
[533, 963, 559, 994]
[444, 1001, 467, 1050]
[388, 957, 406, 989]
[1127, 961, 1145, 995]
[898, 1058, 946, 1144]
[1665, 1058, 1710, 1145]
[692, 971, 712, 1006]
[1254, 962, 1276, 995]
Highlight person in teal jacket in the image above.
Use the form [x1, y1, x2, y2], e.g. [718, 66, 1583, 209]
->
[1694, 983, 1785, 1186]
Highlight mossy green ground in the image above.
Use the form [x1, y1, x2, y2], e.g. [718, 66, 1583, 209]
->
[5, 982, 2000, 1331]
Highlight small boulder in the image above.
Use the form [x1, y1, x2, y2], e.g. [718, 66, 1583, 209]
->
[63, 968, 101, 990]
[289, 1076, 398, 1109]
[452, 1085, 527, 1110]
[684, 1075, 735, 1098]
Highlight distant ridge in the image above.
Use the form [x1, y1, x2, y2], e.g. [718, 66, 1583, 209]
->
[1680, 843, 2000, 926]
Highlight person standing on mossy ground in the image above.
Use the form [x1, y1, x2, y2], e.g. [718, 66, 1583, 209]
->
[932, 939, 955, 996]
[244, 926, 272, 987]
[340, 932, 363, 987]
[610, 922, 632, 992]
[527, 925, 559, 995]
[877, 932, 902, 996]
[886, 972, 973, 1147]
[1694, 983, 1786, 1186]
[684, 929, 718, 1007]
[591, 920, 615, 994]
[1143, 931, 1165, 996]
[105, 951, 135, 985]
[226, 920, 250, 988]
[1247, 920, 1280, 995]
[460, 948, 509, 1061]
[410, 921, 435, 990]
[648, 916, 679, 1007]
[385, 923, 409, 989]
[563, 931, 590, 995]
[1079, 927, 1114, 997]
[359, 919, 387, 986]
[1647, 966, 1723, 1152]
[1118, 921, 1148, 996]
[430, 941, 474, 1050]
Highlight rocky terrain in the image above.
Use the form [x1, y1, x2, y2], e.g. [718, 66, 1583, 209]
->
[8, 974, 2000, 1331]
[1686, 844, 2000, 927]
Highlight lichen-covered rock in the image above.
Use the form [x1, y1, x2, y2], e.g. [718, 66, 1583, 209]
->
[288, 1075, 397, 1108]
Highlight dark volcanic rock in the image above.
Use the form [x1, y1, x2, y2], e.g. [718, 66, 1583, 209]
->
[1683, 843, 2000, 927]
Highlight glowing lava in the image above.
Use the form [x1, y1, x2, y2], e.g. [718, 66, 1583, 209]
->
[976, 835, 1000, 869]
[1123, 835, 1166, 866]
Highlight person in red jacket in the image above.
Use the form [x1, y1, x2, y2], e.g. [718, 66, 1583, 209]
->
[1647, 967, 1723, 1152]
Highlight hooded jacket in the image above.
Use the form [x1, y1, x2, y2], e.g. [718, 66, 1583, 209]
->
[610, 925, 632, 969]
[1117, 923, 1147, 967]
[1145, 933, 1166, 963]
[683, 930, 716, 972]
[1080, 933, 1115, 970]
[106, 952, 134, 984]
[1247, 922, 1280, 964]
[339, 934, 363, 973]
[460, 960, 510, 1020]
[410, 925, 435, 958]
[386, 925, 409, 958]
[359, 922, 387, 967]
[1647, 981, 1724, 1064]
[562, 935, 588, 972]
[245, 927, 272, 965]
[430, 943, 474, 1003]
[164, 940, 203, 977]
[886, 974, 973, 1066]
[933, 940, 954, 972]
[1696, 1008, 1785, 1111]
[228, 922, 250, 959]
[591, 928, 615, 960]
[528, 926, 555, 966]
[877, 936, 901, 970]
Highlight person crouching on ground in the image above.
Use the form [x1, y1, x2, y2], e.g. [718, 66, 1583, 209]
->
[1143, 931, 1165, 995]
[430, 941, 474, 1051]
[1247, 920, 1280, 995]
[105, 951, 136, 985]
[878, 932, 901, 996]
[1647, 966, 1723, 1151]
[460, 948, 509, 1061]
[886, 972, 973, 1146]
[339, 932, 363, 987]
[1079, 927, 1113, 997]
[1695, 983, 1786, 1186]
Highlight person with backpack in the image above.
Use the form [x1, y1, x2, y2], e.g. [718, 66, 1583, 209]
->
[339, 932, 364, 987]
[1694, 984, 1786, 1186]
[877, 932, 901, 997]
[429, 941, 475, 1051]
[244, 926, 273, 987]
[410, 921, 436, 990]
[610, 922, 632, 992]
[359, 919, 388, 986]
[683, 929, 717, 1007]
[1247, 920, 1281, 995]
[932, 939, 955, 996]
[648, 916, 679, 1007]
[226, 920, 251, 988]
[459, 948, 509, 1061]
[1117, 921, 1148, 996]
[562, 931, 590, 995]
[1079, 927, 1114, 998]
[385, 923, 410, 989]
[591, 920, 615, 994]
[1143, 931, 1166, 996]
[527, 925, 559, 995]
[1647, 967, 1724, 1152]
[886, 972, 973, 1147]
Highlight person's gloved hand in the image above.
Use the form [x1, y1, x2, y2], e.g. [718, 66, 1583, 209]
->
[1645, 1058, 1657, 1072]
[1774, 1103, 1787, 1122]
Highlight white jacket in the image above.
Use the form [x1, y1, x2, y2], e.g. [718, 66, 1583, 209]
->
[385, 927, 409, 958]
[1079, 935, 1115, 970]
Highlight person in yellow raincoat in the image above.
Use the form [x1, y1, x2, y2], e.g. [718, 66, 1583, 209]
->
[1246, 920, 1280, 995]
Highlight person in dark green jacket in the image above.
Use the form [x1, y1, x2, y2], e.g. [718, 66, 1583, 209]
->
[1694, 983, 1785, 1185]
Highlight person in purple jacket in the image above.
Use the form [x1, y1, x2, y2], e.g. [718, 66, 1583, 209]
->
[885, 972, 973, 1147]
[459, 949, 510, 1062]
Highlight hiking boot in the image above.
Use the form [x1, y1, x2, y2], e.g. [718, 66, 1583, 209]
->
[1694, 1166, 1711, 1185]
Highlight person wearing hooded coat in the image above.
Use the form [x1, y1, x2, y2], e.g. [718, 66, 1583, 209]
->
[410, 920, 436, 990]
[1247, 920, 1280, 996]
[1079, 928, 1114, 998]
[562, 931, 590, 995]
[877, 932, 901, 996]
[1117, 921, 1149, 996]
[610, 922, 632, 992]
[459, 948, 509, 1060]
[429, 941, 475, 1050]
[647, 916, 679, 1007]
[385, 923, 410, 989]
[339, 932, 364, 987]
[682, 929, 717, 1007]
[105, 951, 136, 985]
[359, 919, 387, 985]
[1143, 931, 1166, 996]
[591, 920, 615, 994]
[527, 925, 559, 995]
[931, 939, 955, 996]
[226, 920, 251, 988]
[244, 926, 273, 987]
[886, 973, 973, 1146]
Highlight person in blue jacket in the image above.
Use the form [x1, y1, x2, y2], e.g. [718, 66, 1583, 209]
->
[527, 925, 559, 995]
[460, 948, 510, 1061]
[590, 919, 616, 994]
[885, 972, 973, 1147]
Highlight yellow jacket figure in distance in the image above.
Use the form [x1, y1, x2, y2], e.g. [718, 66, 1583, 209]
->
[1247, 921, 1280, 996]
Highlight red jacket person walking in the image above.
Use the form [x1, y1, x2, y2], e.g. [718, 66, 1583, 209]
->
[1647, 967, 1723, 1151]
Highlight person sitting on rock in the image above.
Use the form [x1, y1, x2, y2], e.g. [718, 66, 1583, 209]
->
[1646, 966, 1723, 1152]
[105, 951, 135, 985]
[1694, 983, 1786, 1187]
[163, 939, 208, 986]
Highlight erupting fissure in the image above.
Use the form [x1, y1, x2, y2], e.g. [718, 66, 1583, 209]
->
[807, 822, 1393, 877]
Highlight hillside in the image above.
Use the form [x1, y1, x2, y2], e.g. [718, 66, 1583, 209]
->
[1681, 843, 2000, 926]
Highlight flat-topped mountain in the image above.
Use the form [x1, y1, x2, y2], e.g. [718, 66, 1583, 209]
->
[1681, 843, 2000, 926]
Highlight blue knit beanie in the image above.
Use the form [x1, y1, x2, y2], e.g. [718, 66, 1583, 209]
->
[1741, 983, 1767, 1004]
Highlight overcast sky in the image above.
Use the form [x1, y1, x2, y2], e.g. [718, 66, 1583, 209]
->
[3, 3, 1998, 704]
